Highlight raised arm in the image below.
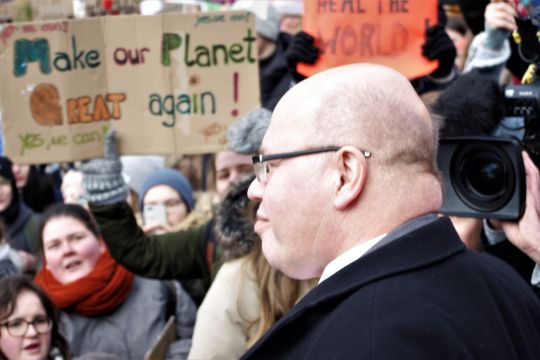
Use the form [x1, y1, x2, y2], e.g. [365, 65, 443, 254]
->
[82, 129, 213, 286]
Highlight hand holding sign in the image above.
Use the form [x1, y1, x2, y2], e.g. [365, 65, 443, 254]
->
[0, 13, 260, 164]
[285, 31, 320, 81]
[81, 128, 128, 206]
[298, 0, 439, 79]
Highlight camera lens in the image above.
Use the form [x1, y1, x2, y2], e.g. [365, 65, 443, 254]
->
[462, 152, 505, 198]
[451, 144, 515, 212]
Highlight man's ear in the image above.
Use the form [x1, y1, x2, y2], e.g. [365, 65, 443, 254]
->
[333, 147, 368, 210]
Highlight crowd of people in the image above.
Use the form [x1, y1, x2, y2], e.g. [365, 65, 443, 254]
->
[1, 0, 540, 359]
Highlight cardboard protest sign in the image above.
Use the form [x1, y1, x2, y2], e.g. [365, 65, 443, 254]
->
[30, 0, 74, 20]
[298, 0, 438, 79]
[0, 11, 260, 164]
[0, 0, 32, 22]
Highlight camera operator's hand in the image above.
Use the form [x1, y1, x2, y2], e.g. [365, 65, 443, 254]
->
[493, 152, 540, 264]
[81, 128, 129, 206]
[484, 1, 517, 50]
[422, 24, 457, 79]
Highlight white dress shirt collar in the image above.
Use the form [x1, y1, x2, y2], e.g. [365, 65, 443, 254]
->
[319, 233, 387, 284]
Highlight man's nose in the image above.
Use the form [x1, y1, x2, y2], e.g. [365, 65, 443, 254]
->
[247, 177, 263, 201]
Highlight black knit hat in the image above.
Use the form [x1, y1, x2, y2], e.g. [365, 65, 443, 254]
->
[0, 157, 15, 184]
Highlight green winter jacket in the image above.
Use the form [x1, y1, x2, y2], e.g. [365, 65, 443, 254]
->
[90, 202, 222, 304]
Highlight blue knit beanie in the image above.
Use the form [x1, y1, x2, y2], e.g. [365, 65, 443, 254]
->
[138, 168, 194, 212]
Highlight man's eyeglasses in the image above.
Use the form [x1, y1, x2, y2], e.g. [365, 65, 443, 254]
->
[252, 146, 372, 184]
[1, 316, 52, 337]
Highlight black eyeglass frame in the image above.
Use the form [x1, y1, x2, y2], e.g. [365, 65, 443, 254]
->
[252, 146, 372, 183]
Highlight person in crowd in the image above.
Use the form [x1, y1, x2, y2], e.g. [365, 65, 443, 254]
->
[188, 178, 315, 358]
[136, 167, 208, 304]
[231, 1, 319, 110]
[458, 0, 530, 78]
[484, 152, 540, 297]
[431, 71, 506, 251]
[0, 275, 71, 360]
[432, 63, 540, 296]
[463, 0, 517, 77]
[169, 154, 215, 193]
[271, 0, 303, 35]
[120, 155, 165, 215]
[240, 63, 540, 359]
[138, 168, 195, 235]
[413, 3, 459, 95]
[81, 108, 270, 305]
[0, 157, 40, 274]
[12, 164, 57, 214]
[34, 204, 196, 359]
[445, 14, 471, 71]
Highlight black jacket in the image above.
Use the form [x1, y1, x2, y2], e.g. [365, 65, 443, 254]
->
[242, 216, 540, 359]
[259, 33, 294, 111]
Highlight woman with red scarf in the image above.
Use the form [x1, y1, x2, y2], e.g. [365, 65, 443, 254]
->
[34, 204, 196, 359]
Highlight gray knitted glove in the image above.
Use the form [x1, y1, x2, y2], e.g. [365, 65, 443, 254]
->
[81, 129, 128, 206]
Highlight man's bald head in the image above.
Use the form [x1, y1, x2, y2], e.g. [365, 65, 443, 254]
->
[251, 64, 443, 278]
[271, 63, 439, 178]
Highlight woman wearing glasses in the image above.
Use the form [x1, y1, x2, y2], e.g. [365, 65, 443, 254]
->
[0, 275, 71, 360]
[138, 168, 195, 235]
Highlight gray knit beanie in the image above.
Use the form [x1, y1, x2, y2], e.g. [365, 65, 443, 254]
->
[227, 108, 271, 154]
[231, 1, 280, 41]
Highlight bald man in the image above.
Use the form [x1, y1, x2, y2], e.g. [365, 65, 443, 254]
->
[243, 64, 540, 359]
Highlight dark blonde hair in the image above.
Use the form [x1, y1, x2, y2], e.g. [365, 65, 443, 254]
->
[0, 276, 71, 360]
[240, 241, 312, 347]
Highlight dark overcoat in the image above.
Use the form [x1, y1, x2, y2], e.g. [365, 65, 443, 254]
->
[242, 216, 540, 360]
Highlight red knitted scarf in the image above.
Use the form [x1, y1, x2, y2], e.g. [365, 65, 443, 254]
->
[35, 250, 134, 316]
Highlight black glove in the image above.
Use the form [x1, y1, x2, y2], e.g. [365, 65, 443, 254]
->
[422, 24, 457, 78]
[81, 128, 128, 206]
[285, 31, 319, 73]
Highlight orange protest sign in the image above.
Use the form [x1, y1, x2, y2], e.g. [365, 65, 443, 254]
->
[298, 0, 439, 79]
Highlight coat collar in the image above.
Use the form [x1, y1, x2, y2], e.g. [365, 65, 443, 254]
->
[248, 216, 465, 353]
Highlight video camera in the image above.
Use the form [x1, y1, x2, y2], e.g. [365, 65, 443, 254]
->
[437, 13, 540, 220]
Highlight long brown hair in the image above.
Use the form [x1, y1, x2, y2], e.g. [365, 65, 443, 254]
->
[241, 241, 315, 347]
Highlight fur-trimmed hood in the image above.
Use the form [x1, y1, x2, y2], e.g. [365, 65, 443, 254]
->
[214, 174, 259, 261]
